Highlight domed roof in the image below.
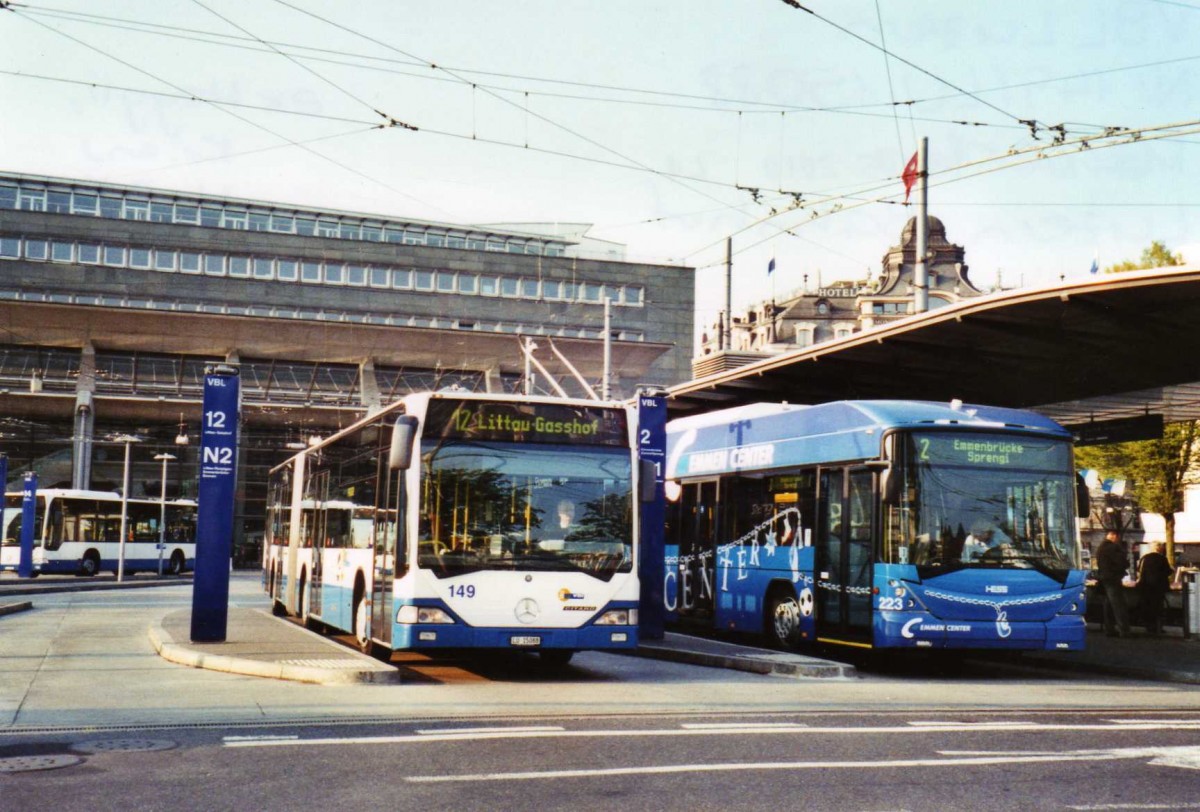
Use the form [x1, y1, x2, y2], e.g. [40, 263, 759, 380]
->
[901, 215, 946, 244]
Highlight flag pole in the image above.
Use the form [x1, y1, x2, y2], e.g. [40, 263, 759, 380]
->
[913, 136, 929, 314]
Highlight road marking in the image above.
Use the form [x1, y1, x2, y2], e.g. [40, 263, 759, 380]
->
[404, 746, 1200, 784]
[416, 726, 564, 735]
[908, 720, 1031, 727]
[222, 721, 1200, 749]
[680, 723, 808, 730]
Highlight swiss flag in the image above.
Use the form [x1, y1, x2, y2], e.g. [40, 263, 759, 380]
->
[902, 151, 919, 203]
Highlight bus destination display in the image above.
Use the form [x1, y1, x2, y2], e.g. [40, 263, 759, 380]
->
[428, 398, 628, 446]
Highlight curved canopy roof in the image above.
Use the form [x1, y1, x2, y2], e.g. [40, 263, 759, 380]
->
[667, 267, 1200, 428]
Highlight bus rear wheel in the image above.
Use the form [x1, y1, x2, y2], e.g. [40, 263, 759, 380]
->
[168, 551, 185, 576]
[765, 589, 802, 649]
[353, 596, 373, 655]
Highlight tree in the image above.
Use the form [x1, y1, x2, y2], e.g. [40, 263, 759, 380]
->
[1103, 240, 1184, 274]
[1076, 421, 1200, 566]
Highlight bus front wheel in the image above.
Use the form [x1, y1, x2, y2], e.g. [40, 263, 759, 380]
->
[168, 550, 185, 576]
[765, 589, 802, 649]
[78, 551, 100, 577]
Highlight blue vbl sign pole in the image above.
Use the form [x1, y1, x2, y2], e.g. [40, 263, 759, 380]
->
[191, 365, 241, 642]
[636, 392, 667, 640]
[18, 470, 35, 578]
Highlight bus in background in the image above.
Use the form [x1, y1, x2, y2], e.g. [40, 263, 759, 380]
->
[0, 489, 197, 576]
[264, 391, 643, 666]
[664, 400, 1089, 652]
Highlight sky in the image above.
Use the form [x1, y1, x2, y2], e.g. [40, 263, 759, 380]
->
[3, 0, 1200, 333]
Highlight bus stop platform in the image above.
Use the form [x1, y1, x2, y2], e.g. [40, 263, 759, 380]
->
[145, 607, 856, 684]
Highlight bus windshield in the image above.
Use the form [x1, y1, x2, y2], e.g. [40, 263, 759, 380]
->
[419, 440, 633, 580]
[882, 430, 1079, 575]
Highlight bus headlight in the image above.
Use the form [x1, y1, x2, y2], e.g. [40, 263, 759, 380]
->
[595, 608, 637, 626]
[397, 606, 454, 624]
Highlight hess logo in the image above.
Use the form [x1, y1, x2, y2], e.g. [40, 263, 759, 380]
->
[558, 589, 585, 602]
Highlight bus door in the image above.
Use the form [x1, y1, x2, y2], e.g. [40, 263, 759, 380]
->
[815, 467, 875, 645]
[307, 471, 329, 617]
[676, 480, 718, 619]
[370, 462, 406, 647]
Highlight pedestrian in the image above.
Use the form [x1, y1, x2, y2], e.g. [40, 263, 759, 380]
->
[1095, 531, 1132, 638]
[1135, 542, 1172, 635]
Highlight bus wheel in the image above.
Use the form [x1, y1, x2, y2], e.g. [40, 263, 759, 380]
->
[168, 551, 185, 576]
[538, 650, 574, 669]
[78, 551, 100, 577]
[353, 596, 373, 655]
[297, 572, 308, 622]
[270, 565, 287, 616]
[765, 589, 802, 649]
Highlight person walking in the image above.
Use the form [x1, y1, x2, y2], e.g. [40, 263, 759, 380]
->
[1136, 542, 1173, 635]
[1095, 531, 1132, 638]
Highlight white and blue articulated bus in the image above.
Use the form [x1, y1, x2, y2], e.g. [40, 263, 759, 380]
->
[264, 391, 642, 665]
[1, 489, 197, 576]
[664, 400, 1090, 652]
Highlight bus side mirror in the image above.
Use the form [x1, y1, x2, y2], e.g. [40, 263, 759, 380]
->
[879, 466, 899, 506]
[389, 415, 419, 470]
[1076, 473, 1090, 519]
[639, 459, 659, 502]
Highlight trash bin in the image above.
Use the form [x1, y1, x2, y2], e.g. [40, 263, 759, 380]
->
[1184, 569, 1200, 639]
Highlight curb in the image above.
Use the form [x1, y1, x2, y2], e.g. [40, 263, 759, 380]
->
[0, 601, 33, 617]
[633, 641, 856, 679]
[0, 579, 192, 597]
[148, 615, 401, 686]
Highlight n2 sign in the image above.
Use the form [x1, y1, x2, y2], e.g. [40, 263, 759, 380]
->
[191, 366, 240, 643]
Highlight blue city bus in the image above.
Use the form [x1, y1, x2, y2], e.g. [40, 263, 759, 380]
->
[664, 400, 1089, 651]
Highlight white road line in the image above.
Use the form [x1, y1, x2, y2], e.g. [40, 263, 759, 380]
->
[908, 720, 1031, 727]
[222, 721, 1200, 749]
[416, 726, 564, 735]
[408, 748, 1200, 784]
[679, 723, 808, 730]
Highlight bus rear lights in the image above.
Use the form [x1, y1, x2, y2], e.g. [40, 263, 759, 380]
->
[610, 632, 628, 643]
[595, 608, 637, 625]
[397, 606, 454, 624]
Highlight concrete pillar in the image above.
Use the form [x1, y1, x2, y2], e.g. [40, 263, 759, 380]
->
[72, 343, 96, 489]
[359, 359, 383, 415]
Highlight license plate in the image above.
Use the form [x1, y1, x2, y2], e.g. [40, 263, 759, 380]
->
[510, 636, 541, 647]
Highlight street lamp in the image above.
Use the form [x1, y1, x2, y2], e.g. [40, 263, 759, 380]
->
[113, 434, 141, 582]
[154, 452, 176, 576]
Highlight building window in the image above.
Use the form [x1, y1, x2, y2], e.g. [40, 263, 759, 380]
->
[72, 194, 98, 215]
[155, 249, 177, 271]
[277, 260, 298, 282]
[197, 253, 223, 276]
[19, 189, 46, 211]
[415, 270, 434, 291]
[150, 202, 174, 223]
[427, 233, 446, 248]
[458, 274, 477, 294]
[248, 212, 270, 232]
[79, 243, 101, 264]
[391, 268, 412, 289]
[270, 214, 294, 233]
[317, 220, 338, 238]
[0, 185, 16, 209]
[325, 263, 344, 284]
[100, 196, 122, 218]
[229, 256, 250, 277]
[362, 225, 382, 242]
[224, 210, 248, 230]
[47, 191, 72, 213]
[436, 272, 456, 293]
[51, 242, 74, 263]
[0, 237, 21, 258]
[625, 286, 643, 306]
[500, 277, 519, 297]
[175, 205, 199, 224]
[201, 207, 222, 227]
[253, 257, 273, 279]
[125, 199, 149, 220]
[339, 223, 360, 240]
[300, 261, 321, 283]
[130, 248, 152, 269]
[180, 252, 201, 273]
[581, 283, 602, 303]
[479, 276, 498, 296]
[370, 267, 389, 288]
[295, 218, 316, 236]
[384, 227, 405, 244]
[346, 264, 366, 286]
[101, 244, 124, 266]
[521, 279, 539, 299]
